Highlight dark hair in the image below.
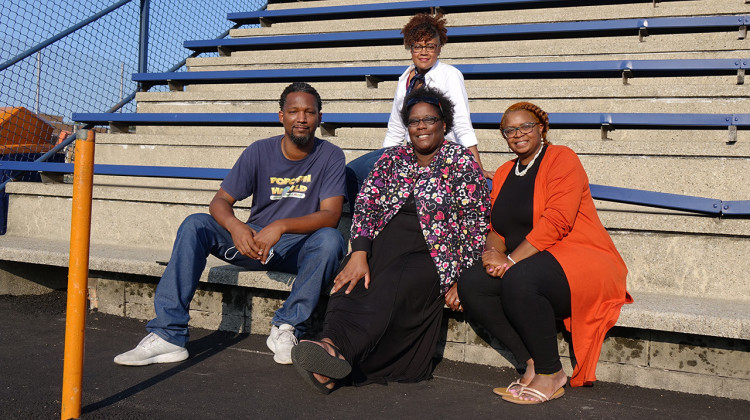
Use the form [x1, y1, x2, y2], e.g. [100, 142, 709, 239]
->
[500, 102, 550, 143]
[279, 82, 322, 112]
[401, 13, 448, 48]
[400, 86, 455, 133]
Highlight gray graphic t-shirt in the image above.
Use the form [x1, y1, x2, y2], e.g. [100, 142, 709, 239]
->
[221, 135, 345, 228]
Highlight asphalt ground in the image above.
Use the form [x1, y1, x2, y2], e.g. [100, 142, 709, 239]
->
[1, 291, 748, 419]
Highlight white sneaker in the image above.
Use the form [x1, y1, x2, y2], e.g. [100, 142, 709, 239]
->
[266, 324, 298, 365]
[114, 332, 189, 366]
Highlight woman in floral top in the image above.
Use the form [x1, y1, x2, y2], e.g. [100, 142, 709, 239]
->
[292, 86, 490, 394]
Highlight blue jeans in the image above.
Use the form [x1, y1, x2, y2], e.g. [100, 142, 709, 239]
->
[345, 148, 385, 206]
[146, 213, 346, 347]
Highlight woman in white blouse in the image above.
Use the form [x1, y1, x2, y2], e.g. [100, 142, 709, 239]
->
[345, 13, 491, 205]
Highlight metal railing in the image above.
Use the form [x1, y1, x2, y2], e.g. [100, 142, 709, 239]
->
[0, 0, 266, 232]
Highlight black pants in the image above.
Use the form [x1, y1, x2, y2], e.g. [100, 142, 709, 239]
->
[458, 251, 571, 374]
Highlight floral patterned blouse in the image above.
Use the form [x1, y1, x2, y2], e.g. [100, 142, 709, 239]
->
[350, 141, 490, 294]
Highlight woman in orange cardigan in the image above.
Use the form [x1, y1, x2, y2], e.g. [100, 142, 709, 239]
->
[458, 102, 632, 405]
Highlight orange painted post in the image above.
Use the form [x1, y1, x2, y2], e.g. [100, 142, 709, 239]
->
[61, 129, 95, 420]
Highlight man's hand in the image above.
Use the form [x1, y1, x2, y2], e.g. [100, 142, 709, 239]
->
[331, 251, 370, 294]
[253, 221, 285, 263]
[228, 222, 262, 260]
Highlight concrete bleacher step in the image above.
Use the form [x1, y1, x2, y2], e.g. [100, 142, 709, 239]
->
[241, 0, 749, 36]
[194, 16, 747, 55]
[186, 50, 749, 72]
[3, 182, 240, 248]
[134, 96, 750, 115]
[616, 291, 749, 340]
[234, 0, 748, 31]
[197, 33, 746, 67]
[0, 234, 746, 337]
[116, 123, 749, 151]
[5, 180, 750, 299]
[90, 138, 750, 198]
[138, 78, 748, 101]
[96, 129, 750, 156]
[0, 236, 293, 292]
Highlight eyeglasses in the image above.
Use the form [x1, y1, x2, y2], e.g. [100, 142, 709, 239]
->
[502, 122, 539, 138]
[407, 116, 441, 127]
[410, 43, 439, 53]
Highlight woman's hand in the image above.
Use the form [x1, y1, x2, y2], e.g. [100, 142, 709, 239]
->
[445, 282, 462, 312]
[482, 247, 505, 268]
[486, 263, 508, 278]
[331, 251, 370, 294]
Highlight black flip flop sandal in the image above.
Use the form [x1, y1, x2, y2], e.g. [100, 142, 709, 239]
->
[292, 340, 352, 380]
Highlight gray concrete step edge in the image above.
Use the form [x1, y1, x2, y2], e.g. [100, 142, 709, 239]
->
[616, 291, 750, 340]
[0, 235, 293, 292]
[0, 235, 747, 341]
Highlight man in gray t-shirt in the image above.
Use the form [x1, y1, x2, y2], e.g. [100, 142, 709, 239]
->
[114, 82, 347, 367]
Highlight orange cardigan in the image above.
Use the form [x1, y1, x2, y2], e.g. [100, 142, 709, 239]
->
[490, 145, 632, 387]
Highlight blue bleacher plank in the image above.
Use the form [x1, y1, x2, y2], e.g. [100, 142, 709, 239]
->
[183, 30, 402, 52]
[72, 113, 281, 125]
[185, 16, 748, 52]
[229, 0, 561, 25]
[589, 185, 722, 215]
[721, 201, 750, 216]
[73, 112, 748, 129]
[133, 65, 406, 85]
[231, 1, 750, 26]
[229, 0, 434, 24]
[732, 114, 750, 126]
[132, 59, 744, 88]
[0, 161, 229, 180]
[4, 159, 745, 215]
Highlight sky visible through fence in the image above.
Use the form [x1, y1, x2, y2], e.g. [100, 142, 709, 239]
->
[0, 0, 264, 125]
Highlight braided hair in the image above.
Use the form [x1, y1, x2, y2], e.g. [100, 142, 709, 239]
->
[401, 13, 448, 48]
[500, 102, 550, 143]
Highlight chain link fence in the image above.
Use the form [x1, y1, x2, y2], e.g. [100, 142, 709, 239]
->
[0, 0, 266, 233]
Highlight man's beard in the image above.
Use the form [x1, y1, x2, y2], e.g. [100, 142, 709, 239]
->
[291, 133, 312, 146]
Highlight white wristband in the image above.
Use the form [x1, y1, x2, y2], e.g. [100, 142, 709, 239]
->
[507, 254, 516, 265]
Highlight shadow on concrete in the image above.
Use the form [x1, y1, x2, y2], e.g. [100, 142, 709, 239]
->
[81, 331, 247, 415]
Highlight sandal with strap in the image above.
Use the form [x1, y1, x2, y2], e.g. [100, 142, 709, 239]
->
[291, 340, 352, 394]
[502, 385, 565, 405]
[493, 379, 527, 397]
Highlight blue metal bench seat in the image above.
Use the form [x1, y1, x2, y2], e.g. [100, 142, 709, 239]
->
[184, 15, 750, 54]
[72, 111, 749, 141]
[229, 0, 557, 26]
[72, 111, 750, 128]
[2, 161, 747, 216]
[229, 0, 720, 27]
[133, 58, 749, 91]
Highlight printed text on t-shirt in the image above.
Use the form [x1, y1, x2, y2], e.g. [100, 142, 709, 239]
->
[269, 175, 312, 200]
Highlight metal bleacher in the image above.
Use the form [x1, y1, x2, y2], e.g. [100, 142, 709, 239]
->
[185, 15, 750, 53]
[133, 58, 749, 91]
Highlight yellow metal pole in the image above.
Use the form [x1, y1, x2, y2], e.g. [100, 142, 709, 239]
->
[61, 129, 95, 420]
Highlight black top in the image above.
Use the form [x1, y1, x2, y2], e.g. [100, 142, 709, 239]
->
[491, 146, 547, 252]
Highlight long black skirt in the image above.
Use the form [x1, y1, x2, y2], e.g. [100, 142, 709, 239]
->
[322, 196, 443, 385]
